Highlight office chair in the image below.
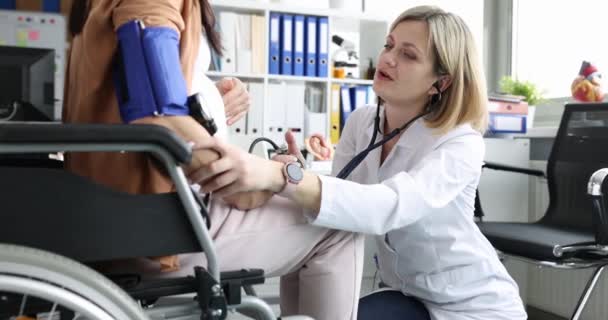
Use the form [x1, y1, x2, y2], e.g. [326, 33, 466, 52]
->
[476, 103, 608, 320]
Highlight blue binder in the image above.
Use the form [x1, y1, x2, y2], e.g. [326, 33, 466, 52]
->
[43, 0, 60, 12]
[349, 86, 367, 111]
[279, 14, 294, 75]
[292, 15, 305, 76]
[304, 16, 317, 77]
[0, 0, 16, 9]
[316, 17, 329, 77]
[268, 12, 281, 75]
[340, 85, 352, 130]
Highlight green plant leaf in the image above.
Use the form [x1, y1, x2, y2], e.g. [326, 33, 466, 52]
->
[499, 76, 545, 106]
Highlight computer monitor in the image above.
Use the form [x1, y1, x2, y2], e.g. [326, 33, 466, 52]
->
[0, 45, 55, 121]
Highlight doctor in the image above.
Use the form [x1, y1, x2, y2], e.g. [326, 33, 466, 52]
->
[192, 5, 527, 320]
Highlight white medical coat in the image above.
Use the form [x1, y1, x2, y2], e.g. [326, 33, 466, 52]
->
[312, 105, 527, 320]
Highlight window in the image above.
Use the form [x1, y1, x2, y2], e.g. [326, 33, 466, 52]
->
[512, 0, 608, 98]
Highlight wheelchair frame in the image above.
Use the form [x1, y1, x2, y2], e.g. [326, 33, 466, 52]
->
[0, 123, 310, 320]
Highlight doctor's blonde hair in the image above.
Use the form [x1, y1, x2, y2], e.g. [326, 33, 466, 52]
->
[391, 6, 488, 133]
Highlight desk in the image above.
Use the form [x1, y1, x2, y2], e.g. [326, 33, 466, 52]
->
[488, 127, 558, 161]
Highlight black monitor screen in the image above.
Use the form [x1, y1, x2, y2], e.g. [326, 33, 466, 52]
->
[0, 46, 55, 121]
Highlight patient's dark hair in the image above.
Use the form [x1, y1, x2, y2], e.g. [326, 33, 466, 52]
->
[68, 0, 222, 54]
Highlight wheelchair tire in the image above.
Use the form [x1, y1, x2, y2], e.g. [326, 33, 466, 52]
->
[0, 243, 149, 320]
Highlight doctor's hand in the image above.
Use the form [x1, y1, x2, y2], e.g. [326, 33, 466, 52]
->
[272, 131, 307, 167]
[188, 137, 285, 198]
[216, 77, 250, 126]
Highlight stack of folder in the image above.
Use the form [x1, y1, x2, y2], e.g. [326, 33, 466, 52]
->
[269, 12, 329, 77]
[487, 94, 529, 134]
[216, 12, 265, 74]
[329, 84, 376, 144]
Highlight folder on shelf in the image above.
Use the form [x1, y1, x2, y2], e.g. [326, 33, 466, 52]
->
[279, 14, 294, 75]
[285, 83, 306, 146]
[304, 16, 317, 77]
[265, 82, 287, 143]
[293, 15, 305, 76]
[236, 14, 252, 74]
[349, 86, 367, 111]
[330, 84, 341, 144]
[268, 12, 281, 75]
[305, 109, 328, 138]
[42, 0, 60, 12]
[365, 85, 377, 105]
[305, 85, 324, 113]
[219, 11, 237, 73]
[247, 82, 264, 139]
[0, 1, 16, 9]
[251, 15, 266, 74]
[316, 17, 329, 78]
[340, 85, 352, 131]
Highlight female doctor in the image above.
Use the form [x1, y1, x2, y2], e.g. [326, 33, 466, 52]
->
[191, 5, 527, 320]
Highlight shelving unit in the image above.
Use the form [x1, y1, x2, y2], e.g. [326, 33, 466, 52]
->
[208, 0, 389, 150]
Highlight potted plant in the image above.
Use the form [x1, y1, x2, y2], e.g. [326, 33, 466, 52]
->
[499, 76, 545, 128]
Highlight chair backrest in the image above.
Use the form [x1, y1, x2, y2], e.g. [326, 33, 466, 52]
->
[0, 164, 203, 262]
[540, 103, 608, 231]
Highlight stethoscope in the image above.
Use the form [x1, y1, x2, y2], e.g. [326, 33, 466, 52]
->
[336, 82, 442, 180]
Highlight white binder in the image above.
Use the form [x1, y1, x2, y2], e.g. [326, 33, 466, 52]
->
[219, 11, 237, 73]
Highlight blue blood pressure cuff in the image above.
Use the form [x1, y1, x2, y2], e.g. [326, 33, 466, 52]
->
[113, 20, 217, 135]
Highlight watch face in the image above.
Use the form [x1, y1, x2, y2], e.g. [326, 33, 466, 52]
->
[286, 163, 304, 182]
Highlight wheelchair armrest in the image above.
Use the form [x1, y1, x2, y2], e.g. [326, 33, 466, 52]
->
[0, 123, 192, 164]
[482, 161, 546, 178]
[588, 168, 608, 245]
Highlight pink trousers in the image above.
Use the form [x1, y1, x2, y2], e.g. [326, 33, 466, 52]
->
[98, 196, 364, 320]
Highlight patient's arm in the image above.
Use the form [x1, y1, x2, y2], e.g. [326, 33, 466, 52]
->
[134, 115, 273, 210]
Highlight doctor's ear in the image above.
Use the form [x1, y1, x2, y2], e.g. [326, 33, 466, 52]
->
[430, 76, 452, 94]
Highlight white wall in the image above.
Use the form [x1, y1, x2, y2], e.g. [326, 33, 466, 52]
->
[364, 0, 485, 55]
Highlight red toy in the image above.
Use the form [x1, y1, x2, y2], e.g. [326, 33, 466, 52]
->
[571, 61, 605, 102]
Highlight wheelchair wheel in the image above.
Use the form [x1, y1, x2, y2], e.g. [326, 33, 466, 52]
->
[0, 244, 149, 320]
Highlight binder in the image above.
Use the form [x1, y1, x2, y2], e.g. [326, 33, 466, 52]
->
[285, 83, 306, 146]
[279, 14, 294, 75]
[42, 0, 60, 12]
[265, 82, 287, 142]
[268, 12, 281, 74]
[247, 82, 265, 138]
[304, 16, 317, 77]
[365, 86, 377, 105]
[0, 1, 16, 9]
[292, 15, 305, 76]
[251, 15, 266, 74]
[340, 85, 352, 131]
[349, 86, 367, 111]
[330, 84, 341, 144]
[316, 17, 329, 77]
[236, 14, 252, 74]
[219, 11, 237, 73]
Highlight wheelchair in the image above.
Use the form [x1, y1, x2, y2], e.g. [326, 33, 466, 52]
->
[0, 122, 312, 320]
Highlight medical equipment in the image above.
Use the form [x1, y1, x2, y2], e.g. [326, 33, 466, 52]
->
[331, 35, 359, 78]
[113, 20, 190, 123]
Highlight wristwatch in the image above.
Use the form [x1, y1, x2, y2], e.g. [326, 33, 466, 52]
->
[278, 161, 304, 197]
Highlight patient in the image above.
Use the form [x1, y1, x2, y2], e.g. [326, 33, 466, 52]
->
[62, 1, 362, 320]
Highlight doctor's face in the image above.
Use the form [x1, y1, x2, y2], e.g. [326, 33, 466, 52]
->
[373, 20, 439, 108]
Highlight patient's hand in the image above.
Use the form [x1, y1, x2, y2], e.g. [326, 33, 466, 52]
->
[132, 115, 220, 172]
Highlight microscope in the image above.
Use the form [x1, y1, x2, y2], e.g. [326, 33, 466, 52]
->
[331, 35, 360, 79]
